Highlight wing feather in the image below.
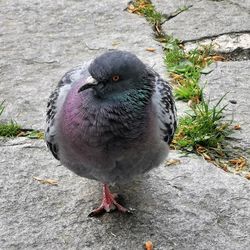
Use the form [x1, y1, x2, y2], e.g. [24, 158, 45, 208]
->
[152, 74, 177, 144]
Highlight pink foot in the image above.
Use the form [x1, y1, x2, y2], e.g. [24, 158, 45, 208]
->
[88, 184, 131, 217]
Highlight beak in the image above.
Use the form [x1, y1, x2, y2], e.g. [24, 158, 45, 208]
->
[78, 76, 98, 93]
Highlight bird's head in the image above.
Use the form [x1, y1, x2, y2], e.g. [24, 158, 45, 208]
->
[78, 50, 154, 99]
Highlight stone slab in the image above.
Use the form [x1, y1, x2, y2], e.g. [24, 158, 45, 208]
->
[1, 138, 250, 249]
[0, 0, 166, 130]
[153, 0, 250, 42]
[185, 33, 250, 57]
[201, 61, 250, 160]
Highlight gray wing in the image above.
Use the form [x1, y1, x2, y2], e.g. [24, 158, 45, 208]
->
[152, 74, 177, 144]
[45, 63, 91, 160]
[46, 87, 60, 160]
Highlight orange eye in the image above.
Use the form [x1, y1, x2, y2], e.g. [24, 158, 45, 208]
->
[112, 75, 120, 82]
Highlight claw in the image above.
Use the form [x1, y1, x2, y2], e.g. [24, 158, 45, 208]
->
[88, 184, 132, 217]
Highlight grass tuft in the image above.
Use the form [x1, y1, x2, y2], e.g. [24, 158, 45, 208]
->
[0, 101, 44, 139]
[0, 101, 21, 137]
[173, 95, 232, 152]
[127, 0, 165, 34]
[136, 1, 163, 25]
[0, 121, 21, 137]
[174, 80, 202, 102]
[163, 38, 214, 102]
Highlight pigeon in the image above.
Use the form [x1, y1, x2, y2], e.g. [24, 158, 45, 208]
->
[45, 50, 177, 216]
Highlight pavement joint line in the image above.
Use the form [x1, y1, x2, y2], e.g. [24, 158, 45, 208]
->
[161, 5, 193, 24]
[182, 30, 250, 43]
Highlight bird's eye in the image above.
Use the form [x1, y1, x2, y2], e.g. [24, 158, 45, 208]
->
[112, 75, 120, 82]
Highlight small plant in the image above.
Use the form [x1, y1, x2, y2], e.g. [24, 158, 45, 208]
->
[163, 36, 185, 68]
[0, 101, 21, 137]
[139, 5, 163, 25]
[174, 80, 202, 102]
[163, 39, 213, 102]
[0, 101, 45, 139]
[0, 121, 21, 137]
[127, 0, 164, 29]
[173, 95, 232, 152]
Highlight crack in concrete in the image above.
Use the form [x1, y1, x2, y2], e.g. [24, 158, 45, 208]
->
[22, 59, 60, 65]
[219, 48, 250, 61]
[0, 142, 33, 147]
[184, 31, 250, 61]
[161, 5, 193, 24]
[182, 30, 250, 43]
[84, 42, 105, 51]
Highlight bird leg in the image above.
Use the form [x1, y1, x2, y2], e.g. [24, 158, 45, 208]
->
[88, 184, 130, 216]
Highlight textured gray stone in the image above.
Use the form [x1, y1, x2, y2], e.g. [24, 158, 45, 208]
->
[185, 33, 250, 56]
[201, 61, 250, 161]
[1, 138, 250, 250]
[1, 0, 250, 249]
[0, 0, 166, 130]
[153, 0, 195, 16]
[153, 0, 250, 42]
